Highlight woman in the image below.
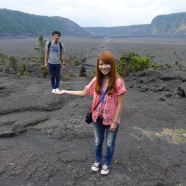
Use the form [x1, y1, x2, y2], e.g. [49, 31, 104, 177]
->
[56, 51, 127, 175]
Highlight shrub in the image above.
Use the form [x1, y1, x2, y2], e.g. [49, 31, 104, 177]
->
[1, 52, 6, 65]
[72, 58, 80, 66]
[9, 56, 17, 71]
[81, 57, 87, 63]
[116, 53, 150, 77]
[165, 64, 171, 68]
[79, 65, 87, 77]
[35, 35, 46, 64]
[39, 66, 49, 78]
[61, 73, 70, 81]
[91, 69, 96, 78]
[175, 61, 179, 66]
[152, 62, 159, 70]
[17, 64, 29, 76]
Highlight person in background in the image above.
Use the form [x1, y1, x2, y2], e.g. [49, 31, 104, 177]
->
[44, 31, 65, 93]
[55, 50, 127, 175]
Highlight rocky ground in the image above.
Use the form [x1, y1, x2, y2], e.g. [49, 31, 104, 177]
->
[0, 37, 186, 186]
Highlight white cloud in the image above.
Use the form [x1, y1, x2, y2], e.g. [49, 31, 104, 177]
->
[0, 0, 185, 26]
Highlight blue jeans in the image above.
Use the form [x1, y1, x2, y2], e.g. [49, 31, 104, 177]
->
[48, 64, 61, 89]
[93, 122, 119, 166]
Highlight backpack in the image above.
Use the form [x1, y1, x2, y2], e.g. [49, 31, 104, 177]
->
[48, 41, 62, 53]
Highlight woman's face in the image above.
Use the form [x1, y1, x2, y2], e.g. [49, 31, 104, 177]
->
[98, 60, 111, 75]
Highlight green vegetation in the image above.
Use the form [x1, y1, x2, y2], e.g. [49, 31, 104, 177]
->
[81, 57, 87, 63]
[152, 62, 159, 70]
[61, 73, 70, 81]
[85, 12, 186, 37]
[30, 57, 41, 63]
[1, 9, 186, 37]
[165, 64, 171, 68]
[17, 64, 29, 77]
[39, 66, 49, 78]
[116, 52, 150, 77]
[35, 35, 46, 64]
[1, 52, 6, 65]
[8, 56, 30, 77]
[0, 9, 89, 36]
[133, 127, 186, 144]
[151, 12, 186, 36]
[176, 182, 184, 186]
[72, 58, 80, 66]
[9, 56, 17, 72]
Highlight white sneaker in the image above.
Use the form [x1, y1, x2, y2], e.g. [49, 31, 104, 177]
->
[91, 162, 101, 172]
[101, 164, 110, 175]
[55, 88, 60, 93]
[52, 89, 56, 93]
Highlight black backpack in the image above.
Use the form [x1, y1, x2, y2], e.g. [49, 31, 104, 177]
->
[48, 41, 62, 52]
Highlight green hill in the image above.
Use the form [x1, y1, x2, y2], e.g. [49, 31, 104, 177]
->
[0, 9, 186, 38]
[0, 8, 90, 36]
[85, 12, 186, 38]
[150, 12, 186, 36]
[84, 24, 151, 37]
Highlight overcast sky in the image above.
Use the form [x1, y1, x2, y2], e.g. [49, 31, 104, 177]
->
[0, 0, 186, 27]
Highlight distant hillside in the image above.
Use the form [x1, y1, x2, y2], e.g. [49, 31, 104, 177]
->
[84, 25, 151, 37]
[0, 9, 90, 37]
[150, 12, 186, 36]
[84, 12, 186, 38]
[0, 9, 186, 38]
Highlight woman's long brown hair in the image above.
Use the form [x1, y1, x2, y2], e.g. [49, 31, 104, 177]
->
[95, 51, 118, 95]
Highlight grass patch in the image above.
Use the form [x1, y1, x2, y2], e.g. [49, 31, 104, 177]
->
[61, 73, 70, 81]
[132, 127, 186, 144]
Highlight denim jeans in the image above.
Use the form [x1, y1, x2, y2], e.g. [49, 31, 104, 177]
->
[93, 122, 119, 166]
[48, 63, 61, 89]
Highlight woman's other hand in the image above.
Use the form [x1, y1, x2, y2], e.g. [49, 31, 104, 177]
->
[109, 122, 118, 132]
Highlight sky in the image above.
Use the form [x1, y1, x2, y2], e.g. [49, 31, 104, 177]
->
[0, 0, 186, 27]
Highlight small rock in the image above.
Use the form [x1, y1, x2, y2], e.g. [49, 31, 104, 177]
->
[158, 97, 166, 101]
[164, 91, 172, 98]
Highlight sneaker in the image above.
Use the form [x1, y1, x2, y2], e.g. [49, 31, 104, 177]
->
[55, 88, 60, 93]
[52, 89, 56, 93]
[91, 162, 101, 172]
[101, 164, 110, 175]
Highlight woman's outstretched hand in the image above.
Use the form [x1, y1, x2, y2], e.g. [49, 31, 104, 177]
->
[55, 90, 66, 94]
